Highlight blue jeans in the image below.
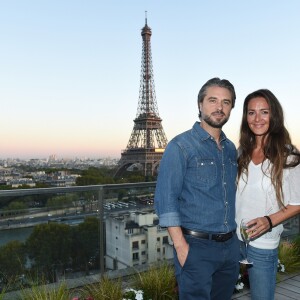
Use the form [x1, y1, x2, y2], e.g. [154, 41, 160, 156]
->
[240, 242, 278, 300]
[174, 234, 240, 300]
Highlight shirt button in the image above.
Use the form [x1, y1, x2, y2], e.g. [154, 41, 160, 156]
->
[225, 221, 228, 225]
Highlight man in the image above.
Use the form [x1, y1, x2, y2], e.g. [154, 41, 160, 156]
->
[154, 78, 239, 300]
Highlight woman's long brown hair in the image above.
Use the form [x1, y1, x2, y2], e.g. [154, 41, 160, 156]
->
[238, 89, 300, 208]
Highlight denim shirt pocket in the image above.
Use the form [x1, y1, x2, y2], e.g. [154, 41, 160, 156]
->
[187, 157, 217, 186]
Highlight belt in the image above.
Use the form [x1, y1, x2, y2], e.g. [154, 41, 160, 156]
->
[181, 227, 235, 242]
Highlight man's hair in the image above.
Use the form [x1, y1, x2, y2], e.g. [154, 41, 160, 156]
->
[197, 77, 236, 109]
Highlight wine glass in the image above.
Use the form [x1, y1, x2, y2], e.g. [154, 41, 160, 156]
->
[239, 218, 253, 265]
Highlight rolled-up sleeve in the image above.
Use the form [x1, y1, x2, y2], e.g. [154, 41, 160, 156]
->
[154, 140, 186, 227]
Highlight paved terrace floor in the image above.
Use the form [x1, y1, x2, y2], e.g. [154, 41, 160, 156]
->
[232, 272, 300, 300]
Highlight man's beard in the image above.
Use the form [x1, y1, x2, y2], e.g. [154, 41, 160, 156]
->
[202, 112, 229, 128]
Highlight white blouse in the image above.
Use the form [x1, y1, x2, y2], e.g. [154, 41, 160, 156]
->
[236, 158, 300, 249]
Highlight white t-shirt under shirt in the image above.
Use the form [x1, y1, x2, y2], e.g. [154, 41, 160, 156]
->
[236, 158, 300, 249]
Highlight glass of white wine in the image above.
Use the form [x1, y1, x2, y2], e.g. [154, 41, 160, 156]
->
[239, 218, 253, 265]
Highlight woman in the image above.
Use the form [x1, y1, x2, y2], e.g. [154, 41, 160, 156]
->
[236, 89, 300, 300]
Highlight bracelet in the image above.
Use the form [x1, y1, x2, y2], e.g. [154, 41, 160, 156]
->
[264, 215, 273, 232]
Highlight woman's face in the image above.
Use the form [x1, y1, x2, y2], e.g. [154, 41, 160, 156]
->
[247, 97, 270, 136]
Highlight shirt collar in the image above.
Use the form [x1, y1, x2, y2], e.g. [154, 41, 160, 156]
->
[192, 121, 228, 143]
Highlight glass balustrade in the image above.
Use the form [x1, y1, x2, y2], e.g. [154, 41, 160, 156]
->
[0, 182, 298, 294]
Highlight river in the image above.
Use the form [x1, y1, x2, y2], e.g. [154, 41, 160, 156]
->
[0, 227, 34, 246]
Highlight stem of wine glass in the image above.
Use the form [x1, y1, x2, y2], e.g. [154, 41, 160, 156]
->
[245, 241, 250, 259]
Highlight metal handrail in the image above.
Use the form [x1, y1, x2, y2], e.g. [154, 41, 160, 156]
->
[0, 181, 156, 197]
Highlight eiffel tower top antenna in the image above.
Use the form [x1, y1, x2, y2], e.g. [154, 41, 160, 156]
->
[115, 15, 168, 178]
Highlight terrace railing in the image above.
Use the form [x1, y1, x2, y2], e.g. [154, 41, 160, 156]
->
[0, 182, 157, 290]
[0, 182, 298, 293]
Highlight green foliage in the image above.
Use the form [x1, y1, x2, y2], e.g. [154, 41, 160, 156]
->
[46, 194, 78, 208]
[293, 234, 300, 254]
[76, 167, 154, 185]
[35, 182, 51, 188]
[0, 216, 101, 287]
[80, 276, 123, 300]
[26, 223, 73, 281]
[0, 185, 16, 190]
[21, 281, 70, 300]
[278, 240, 300, 273]
[115, 171, 147, 183]
[5, 201, 27, 211]
[133, 263, 178, 300]
[76, 167, 115, 185]
[117, 189, 127, 201]
[17, 184, 33, 189]
[0, 240, 26, 280]
[0, 285, 8, 300]
[71, 217, 100, 274]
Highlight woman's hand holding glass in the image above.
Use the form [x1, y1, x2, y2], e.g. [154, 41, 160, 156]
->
[239, 218, 254, 265]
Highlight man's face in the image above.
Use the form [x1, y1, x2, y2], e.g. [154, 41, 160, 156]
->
[199, 86, 233, 129]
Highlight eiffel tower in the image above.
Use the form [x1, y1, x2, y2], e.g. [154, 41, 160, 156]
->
[115, 15, 168, 178]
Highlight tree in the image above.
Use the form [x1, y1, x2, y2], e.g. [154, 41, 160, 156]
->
[26, 223, 72, 282]
[115, 171, 146, 183]
[0, 240, 26, 281]
[71, 217, 100, 274]
[46, 193, 79, 208]
[5, 201, 27, 211]
[75, 167, 115, 185]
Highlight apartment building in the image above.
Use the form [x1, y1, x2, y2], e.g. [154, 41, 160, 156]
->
[105, 210, 173, 270]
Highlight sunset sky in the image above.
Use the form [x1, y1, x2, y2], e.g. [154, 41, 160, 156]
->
[1, 1, 300, 159]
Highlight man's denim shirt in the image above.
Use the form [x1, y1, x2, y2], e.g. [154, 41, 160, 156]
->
[154, 122, 237, 233]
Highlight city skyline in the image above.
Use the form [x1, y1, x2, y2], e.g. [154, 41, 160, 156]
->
[1, 1, 300, 159]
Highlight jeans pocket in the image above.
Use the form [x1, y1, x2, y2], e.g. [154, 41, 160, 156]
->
[181, 243, 192, 269]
